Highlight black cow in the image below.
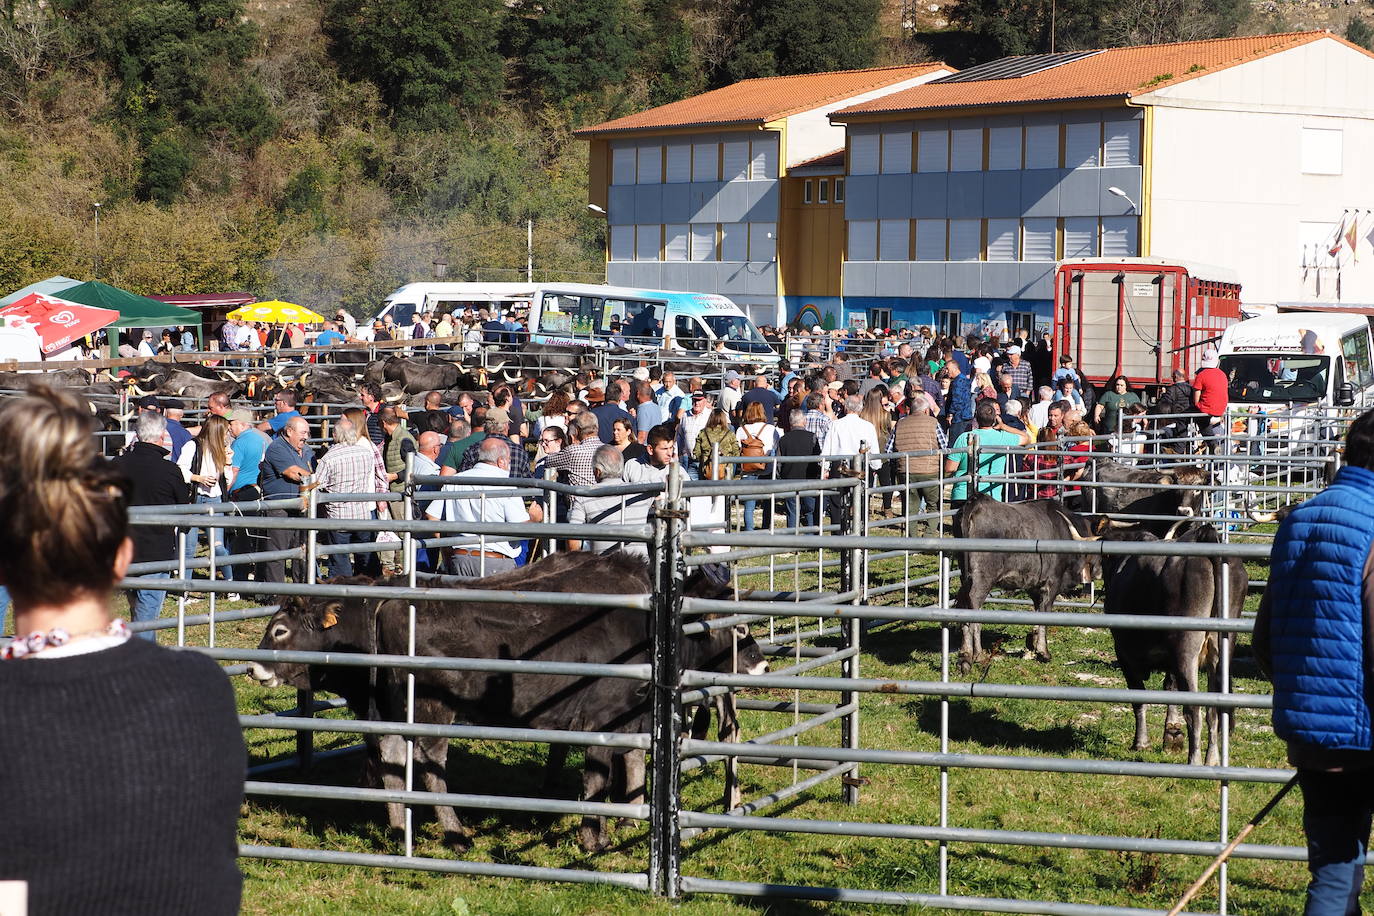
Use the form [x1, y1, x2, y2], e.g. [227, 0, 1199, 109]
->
[953, 495, 1104, 672]
[1102, 521, 1247, 766]
[247, 551, 766, 852]
[1089, 459, 1208, 530]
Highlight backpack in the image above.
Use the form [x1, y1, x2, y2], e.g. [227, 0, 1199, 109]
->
[740, 424, 767, 473]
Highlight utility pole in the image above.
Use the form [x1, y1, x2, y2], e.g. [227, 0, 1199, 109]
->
[93, 202, 102, 278]
[526, 218, 534, 283]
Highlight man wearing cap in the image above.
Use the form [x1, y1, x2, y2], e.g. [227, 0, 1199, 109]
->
[719, 370, 743, 418]
[160, 397, 193, 457]
[228, 408, 269, 501]
[455, 406, 532, 479]
[680, 390, 713, 473]
[334, 308, 357, 338]
[1003, 345, 1032, 398]
[1193, 348, 1228, 454]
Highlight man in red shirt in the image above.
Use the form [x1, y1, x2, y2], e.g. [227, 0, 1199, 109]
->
[1193, 348, 1228, 454]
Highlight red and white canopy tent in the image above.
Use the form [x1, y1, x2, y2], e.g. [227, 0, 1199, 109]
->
[0, 293, 120, 356]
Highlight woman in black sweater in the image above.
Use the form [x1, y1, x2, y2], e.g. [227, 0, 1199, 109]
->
[0, 387, 245, 915]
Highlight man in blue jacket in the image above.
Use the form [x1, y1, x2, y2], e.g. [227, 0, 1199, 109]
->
[1255, 409, 1374, 915]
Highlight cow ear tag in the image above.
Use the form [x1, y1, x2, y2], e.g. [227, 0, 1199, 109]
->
[322, 610, 339, 629]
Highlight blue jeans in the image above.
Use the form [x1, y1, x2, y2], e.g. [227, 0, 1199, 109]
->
[126, 571, 170, 642]
[740, 474, 774, 531]
[1300, 768, 1373, 915]
[781, 493, 817, 531]
[185, 494, 233, 581]
[325, 528, 375, 580]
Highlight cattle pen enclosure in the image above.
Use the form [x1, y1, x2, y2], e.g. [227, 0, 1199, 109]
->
[79, 420, 1362, 916]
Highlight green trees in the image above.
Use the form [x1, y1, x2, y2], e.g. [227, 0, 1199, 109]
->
[724, 0, 881, 81]
[506, 0, 636, 106]
[1347, 17, 1374, 53]
[322, 0, 504, 126]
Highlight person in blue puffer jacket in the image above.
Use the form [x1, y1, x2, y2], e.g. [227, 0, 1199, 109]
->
[1255, 408, 1374, 916]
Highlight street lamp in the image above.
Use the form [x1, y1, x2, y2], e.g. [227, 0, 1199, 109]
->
[587, 204, 606, 215]
[432, 257, 448, 279]
[1107, 186, 1139, 213]
[93, 202, 102, 278]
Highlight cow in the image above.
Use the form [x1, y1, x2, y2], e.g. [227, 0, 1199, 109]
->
[1089, 458, 1208, 531]
[247, 551, 766, 852]
[1101, 520, 1247, 766]
[952, 495, 1105, 673]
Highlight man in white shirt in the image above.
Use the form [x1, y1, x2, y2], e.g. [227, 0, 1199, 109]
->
[719, 370, 743, 417]
[679, 390, 713, 474]
[656, 370, 685, 417]
[568, 445, 652, 558]
[821, 395, 883, 479]
[235, 321, 258, 352]
[1027, 385, 1055, 430]
[429, 438, 530, 577]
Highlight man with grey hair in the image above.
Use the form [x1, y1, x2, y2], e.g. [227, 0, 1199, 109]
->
[431, 437, 533, 577]
[314, 415, 381, 578]
[1027, 385, 1056, 430]
[110, 409, 189, 637]
[821, 395, 883, 479]
[455, 407, 531, 478]
[568, 444, 652, 558]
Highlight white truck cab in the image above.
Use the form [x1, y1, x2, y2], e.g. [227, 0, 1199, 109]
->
[1218, 311, 1373, 410]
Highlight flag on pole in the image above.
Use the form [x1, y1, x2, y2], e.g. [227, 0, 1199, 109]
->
[1328, 212, 1348, 259]
[1345, 211, 1360, 263]
[1364, 210, 1374, 255]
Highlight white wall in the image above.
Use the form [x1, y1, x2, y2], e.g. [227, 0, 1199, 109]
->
[783, 69, 952, 168]
[1143, 38, 1374, 305]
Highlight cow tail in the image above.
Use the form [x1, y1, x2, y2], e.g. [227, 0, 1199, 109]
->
[366, 602, 383, 723]
[1201, 552, 1228, 671]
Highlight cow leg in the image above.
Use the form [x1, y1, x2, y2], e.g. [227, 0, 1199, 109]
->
[1203, 641, 1224, 767]
[1027, 589, 1052, 663]
[1172, 662, 1205, 767]
[1119, 659, 1151, 752]
[542, 743, 570, 792]
[616, 750, 646, 828]
[955, 576, 990, 674]
[1161, 671, 1187, 754]
[414, 736, 470, 847]
[689, 703, 712, 741]
[717, 693, 741, 811]
[579, 745, 614, 852]
[377, 733, 411, 835]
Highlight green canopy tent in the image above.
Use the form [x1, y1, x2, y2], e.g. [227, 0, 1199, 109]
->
[56, 281, 201, 355]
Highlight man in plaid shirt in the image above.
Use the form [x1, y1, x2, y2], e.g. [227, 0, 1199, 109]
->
[313, 416, 385, 578]
[1001, 346, 1034, 399]
[801, 392, 832, 444]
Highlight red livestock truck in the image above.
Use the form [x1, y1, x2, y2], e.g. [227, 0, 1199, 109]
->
[1053, 257, 1242, 393]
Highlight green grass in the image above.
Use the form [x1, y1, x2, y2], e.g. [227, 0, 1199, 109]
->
[150, 527, 1365, 915]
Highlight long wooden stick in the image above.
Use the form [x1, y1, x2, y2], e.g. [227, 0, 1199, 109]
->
[1166, 773, 1300, 916]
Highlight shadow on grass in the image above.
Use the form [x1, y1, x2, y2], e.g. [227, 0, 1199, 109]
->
[907, 697, 1081, 754]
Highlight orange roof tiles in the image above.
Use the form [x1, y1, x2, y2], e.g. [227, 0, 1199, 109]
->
[575, 64, 951, 136]
[833, 31, 1352, 118]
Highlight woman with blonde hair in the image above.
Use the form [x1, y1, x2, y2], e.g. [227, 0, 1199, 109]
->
[0, 387, 245, 911]
[860, 385, 898, 516]
[178, 413, 236, 580]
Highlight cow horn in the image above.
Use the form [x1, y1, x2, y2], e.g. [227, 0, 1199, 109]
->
[1249, 509, 1278, 523]
[1162, 519, 1191, 541]
[130, 384, 150, 396]
[1065, 526, 1101, 542]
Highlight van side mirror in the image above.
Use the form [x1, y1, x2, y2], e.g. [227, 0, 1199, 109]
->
[1337, 383, 1356, 407]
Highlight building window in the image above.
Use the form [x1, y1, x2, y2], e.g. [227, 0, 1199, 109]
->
[1021, 218, 1056, 261]
[878, 219, 909, 261]
[692, 142, 718, 182]
[915, 219, 946, 261]
[749, 222, 776, 261]
[987, 126, 1022, 171]
[720, 222, 747, 261]
[881, 131, 912, 174]
[611, 147, 637, 185]
[949, 128, 982, 172]
[722, 140, 750, 181]
[1102, 121, 1140, 167]
[1024, 123, 1059, 169]
[916, 129, 948, 173]
[665, 144, 691, 183]
[834, 179, 845, 202]
[1301, 127, 1342, 175]
[938, 309, 962, 337]
[1063, 217, 1098, 258]
[803, 180, 813, 204]
[818, 179, 829, 204]
[948, 218, 981, 260]
[664, 224, 689, 261]
[1101, 216, 1139, 257]
[848, 220, 878, 261]
[850, 133, 879, 175]
[986, 218, 1019, 261]
[750, 137, 778, 179]
[690, 224, 716, 261]
[1064, 122, 1100, 169]
[636, 146, 662, 184]
[609, 225, 634, 261]
[635, 224, 660, 261]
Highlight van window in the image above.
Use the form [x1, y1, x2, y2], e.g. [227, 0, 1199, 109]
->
[540, 294, 601, 336]
[1220, 354, 1329, 404]
[674, 314, 709, 351]
[389, 301, 418, 328]
[702, 314, 771, 354]
[1341, 331, 1372, 387]
[610, 298, 665, 343]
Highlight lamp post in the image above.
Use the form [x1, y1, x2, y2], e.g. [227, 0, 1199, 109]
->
[432, 257, 448, 280]
[1107, 186, 1139, 213]
[93, 201, 102, 278]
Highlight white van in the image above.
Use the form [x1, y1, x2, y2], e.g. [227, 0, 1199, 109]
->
[529, 283, 778, 364]
[1218, 311, 1374, 409]
[375, 282, 536, 334]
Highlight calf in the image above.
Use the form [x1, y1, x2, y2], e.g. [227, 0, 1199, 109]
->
[1090, 458, 1208, 531]
[953, 495, 1103, 672]
[1102, 521, 1247, 766]
[248, 551, 765, 852]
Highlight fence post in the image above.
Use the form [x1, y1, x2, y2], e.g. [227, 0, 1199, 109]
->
[841, 451, 867, 805]
[650, 461, 686, 897]
[296, 482, 319, 775]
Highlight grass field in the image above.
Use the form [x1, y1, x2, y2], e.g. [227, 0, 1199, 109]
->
[150, 529, 1367, 916]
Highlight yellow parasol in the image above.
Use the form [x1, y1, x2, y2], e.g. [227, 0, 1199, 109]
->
[227, 300, 325, 324]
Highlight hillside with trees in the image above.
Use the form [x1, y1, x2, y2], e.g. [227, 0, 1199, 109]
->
[0, 0, 1365, 316]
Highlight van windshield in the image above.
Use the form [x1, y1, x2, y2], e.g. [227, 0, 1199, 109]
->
[387, 301, 417, 328]
[703, 315, 771, 353]
[1220, 354, 1330, 403]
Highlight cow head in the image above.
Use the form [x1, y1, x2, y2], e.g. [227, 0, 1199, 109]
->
[246, 577, 376, 688]
[1169, 466, 1209, 517]
[684, 563, 769, 676]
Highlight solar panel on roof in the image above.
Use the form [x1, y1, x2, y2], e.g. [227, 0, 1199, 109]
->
[931, 50, 1102, 84]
